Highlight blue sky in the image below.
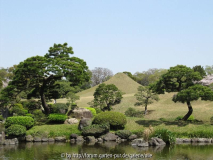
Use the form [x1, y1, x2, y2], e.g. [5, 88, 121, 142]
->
[0, 0, 212, 74]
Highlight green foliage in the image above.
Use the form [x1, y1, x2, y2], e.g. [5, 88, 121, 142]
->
[50, 103, 68, 114]
[193, 65, 206, 77]
[85, 107, 97, 116]
[175, 115, 194, 121]
[5, 116, 34, 129]
[0, 115, 4, 121]
[134, 86, 159, 115]
[205, 65, 213, 75]
[82, 123, 110, 137]
[115, 130, 132, 139]
[25, 113, 34, 118]
[48, 113, 67, 124]
[0, 43, 90, 114]
[10, 103, 28, 116]
[66, 92, 80, 104]
[93, 111, 127, 130]
[131, 129, 144, 137]
[21, 100, 41, 113]
[6, 124, 26, 137]
[175, 130, 213, 138]
[154, 129, 176, 144]
[133, 68, 167, 86]
[32, 109, 47, 125]
[92, 83, 123, 111]
[125, 107, 143, 117]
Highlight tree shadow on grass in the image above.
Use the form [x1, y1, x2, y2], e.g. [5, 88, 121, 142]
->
[135, 119, 204, 127]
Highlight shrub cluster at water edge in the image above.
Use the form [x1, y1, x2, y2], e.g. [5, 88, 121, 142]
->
[82, 123, 110, 137]
[5, 116, 34, 129]
[6, 124, 26, 137]
[48, 113, 67, 123]
[93, 111, 127, 130]
[154, 129, 176, 144]
[115, 130, 132, 139]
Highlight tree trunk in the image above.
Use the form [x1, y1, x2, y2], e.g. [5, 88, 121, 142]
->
[182, 101, 193, 121]
[144, 98, 148, 115]
[40, 82, 50, 115]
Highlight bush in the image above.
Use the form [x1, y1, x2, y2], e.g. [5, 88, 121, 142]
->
[125, 107, 143, 117]
[94, 108, 102, 114]
[5, 116, 34, 129]
[115, 130, 132, 139]
[49, 103, 68, 114]
[82, 123, 110, 137]
[25, 113, 34, 118]
[154, 129, 176, 144]
[175, 115, 194, 121]
[85, 107, 97, 117]
[0, 115, 4, 121]
[48, 113, 67, 124]
[6, 124, 26, 137]
[93, 111, 127, 130]
[11, 103, 28, 116]
[21, 100, 41, 113]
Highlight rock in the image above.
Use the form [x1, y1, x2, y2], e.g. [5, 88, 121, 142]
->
[128, 134, 138, 140]
[183, 138, 192, 143]
[76, 136, 84, 142]
[41, 138, 48, 142]
[73, 108, 93, 119]
[102, 133, 118, 141]
[97, 138, 103, 142]
[33, 137, 41, 142]
[64, 118, 79, 125]
[121, 139, 127, 142]
[9, 139, 16, 145]
[48, 138, 55, 142]
[70, 134, 79, 139]
[78, 117, 92, 130]
[149, 137, 166, 146]
[86, 136, 96, 143]
[26, 135, 33, 142]
[55, 137, 66, 142]
[131, 139, 149, 147]
[70, 139, 75, 143]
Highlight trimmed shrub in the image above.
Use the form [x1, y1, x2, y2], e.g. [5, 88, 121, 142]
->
[115, 130, 132, 139]
[154, 129, 176, 144]
[175, 115, 194, 121]
[125, 107, 143, 118]
[11, 103, 28, 116]
[82, 123, 110, 137]
[94, 108, 102, 114]
[85, 107, 97, 117]
[25, 113, 34, 118]
[6, 124, 26, 137]
[48, 113, 67, 124]
[93, 111, 127, 130]
[5, 116, 34, 129]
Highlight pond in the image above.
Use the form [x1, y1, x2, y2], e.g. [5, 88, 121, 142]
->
[1, 142, 213, 160]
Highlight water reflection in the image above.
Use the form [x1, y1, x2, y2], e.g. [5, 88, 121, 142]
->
[0, 142, 213, 160]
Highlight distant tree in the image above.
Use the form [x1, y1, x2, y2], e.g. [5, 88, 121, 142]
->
[91, 83, 123, 111]
[205, 65, 213, 75]
[91, 67, 113, 86]
[0, 77, 2, 89]
[134, 68, 167, 86]
[193, 65, 206, 78]
[0, 43, 90, 114]
[151, 65, 213, 121]
[134, 86, 159, 115]
[123, 71, 136, 81]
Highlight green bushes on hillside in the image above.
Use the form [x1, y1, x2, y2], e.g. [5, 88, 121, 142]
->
[125, 107, 143, 117]
[5, 116, 34, 129]
[93, 111, 127, 130]
[82, 123, 110, 137]
[85, 107, 97, 117]
[48, 113, 67, 124]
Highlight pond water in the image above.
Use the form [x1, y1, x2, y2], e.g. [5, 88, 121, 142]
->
[1, 141, 213, 160]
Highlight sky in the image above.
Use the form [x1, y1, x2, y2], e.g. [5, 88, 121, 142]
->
[0, 0, 212, 74]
